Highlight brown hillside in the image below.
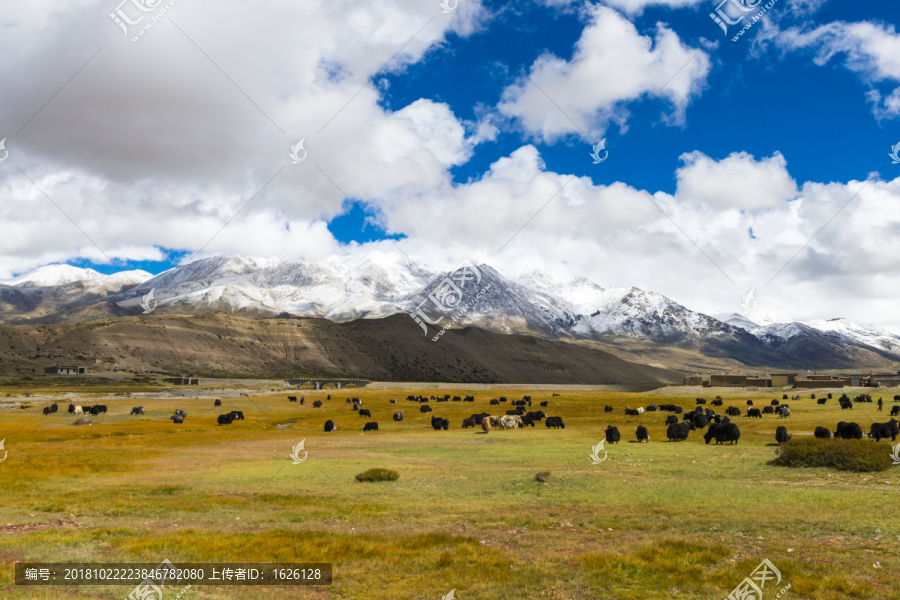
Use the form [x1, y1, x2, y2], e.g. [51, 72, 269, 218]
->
[0, 313, 679, 384]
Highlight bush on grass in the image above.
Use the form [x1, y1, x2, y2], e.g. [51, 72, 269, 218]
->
[771, 438, 893, 472]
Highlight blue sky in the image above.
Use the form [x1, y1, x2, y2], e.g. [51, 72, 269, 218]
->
[3, 0, 900, 324]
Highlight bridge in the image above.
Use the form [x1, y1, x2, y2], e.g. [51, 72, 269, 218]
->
[284, 379, 372, 390]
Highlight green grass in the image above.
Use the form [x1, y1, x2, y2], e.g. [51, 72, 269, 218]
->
[2, 385, 900, 598]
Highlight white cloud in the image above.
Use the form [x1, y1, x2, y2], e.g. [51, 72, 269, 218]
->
[775, 20, 900, 118]
[496, 4, 711, 142]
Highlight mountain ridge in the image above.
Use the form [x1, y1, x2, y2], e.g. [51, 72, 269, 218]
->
[2, 253, 899, 370]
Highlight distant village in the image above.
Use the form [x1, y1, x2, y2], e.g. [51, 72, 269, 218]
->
[684, 371, 900, 389]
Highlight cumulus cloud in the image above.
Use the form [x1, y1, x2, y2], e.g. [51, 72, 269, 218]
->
[496, 4, 711, 142]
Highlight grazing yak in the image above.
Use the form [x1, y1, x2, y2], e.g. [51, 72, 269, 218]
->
[783, 394, 789, 400]
[68, 403, 75, 413]
[839, 399, 853, 410]
[43, 406, 51, 415]
[704, 423, 740, 445]
[692, 414, 709, 429]
[471, 413, 490, 425]
[462, 417, 476, 428]
[464, 395, 476, 402]
[726, 407, 741, 416]
[891, 405, 900, 416]
[453, 396, 462, 402]
[777, 406, 791, 418]
[604, 405, 614, 413]
[363, 422, 378, 431]
[552, 393, 560, 397]
[771, 399, 780, 406]
[172, 415, 184, 424]
[506, 408, 525, 416]
[817, 398, 827, 405]
[431, 416, 444, 431]
[498, 416, 518, 430]
[696, 398, 707, 405]
[646, 404, 658, 411]
[667, 422, 690, 442]
[775, 426, 791, 444]
[92, 406, 106, 416]
[130, 407, 144, 415]
[390, 399, 397, 404]
[540, 401, 549, 407]
[490, 399, 500, 406]
[482, 419, 492, 433]
[746, 400, 754, 406]
[359, 409, 372, 418]
[520, 415, 535, 427]
[313, 400, 323, 408]
[526, 411, 546, 422]
[300, 398, 305, 405]
[174, 409, 187, 417]
[215, 399, 222, 406]
[711, 399, 723, 406]
[49, 403, 58, 413]
[393, 411, 404, 422]
[635, 425, 650, 442]
[665, 415, 678, 425]
[814, 427, 832, 439]
[545, 416, 565, 429]
[747, 408, 762, 418]
[217, 413, 234, 425]
[74, 406, 83, 415]
[605, 426, 620, 444]
[834, 421, 863, 440]
[420, 405, 433, 413]
[230, 411, 244, 420]
[287, 396, 296, 402]
[763, 406, 775, 414]
[868, 419, 899, 442]
[624, 407, 641, 416]
[324, 420, 337, 432]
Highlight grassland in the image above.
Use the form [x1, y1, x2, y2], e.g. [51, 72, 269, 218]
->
[1, 384, 899, 599]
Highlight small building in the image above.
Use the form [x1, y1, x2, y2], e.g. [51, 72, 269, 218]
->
[794, 378, 845, 389]
[683, 376, 703, 386]
[770, 373, 798, 387]
[709, 374, 752, 387]
[166, 377, 199, 385]
[44, 365, 86, 375]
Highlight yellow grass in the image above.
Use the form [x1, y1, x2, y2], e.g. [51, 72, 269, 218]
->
[2, 385, 899, 598]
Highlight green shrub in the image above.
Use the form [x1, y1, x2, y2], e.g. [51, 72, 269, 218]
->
[355, 468, 399, 482]
[771, 438, 893, 472]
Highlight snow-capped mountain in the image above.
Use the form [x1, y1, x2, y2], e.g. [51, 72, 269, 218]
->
[2, 253, 899, 367]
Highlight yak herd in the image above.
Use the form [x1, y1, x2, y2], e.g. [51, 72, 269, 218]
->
[32, 390, 900, 446]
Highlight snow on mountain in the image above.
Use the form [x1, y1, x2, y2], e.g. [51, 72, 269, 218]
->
[6, 254, 900, 364]
[801, 318, 900, 353]
[2, 264, 106, 287]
